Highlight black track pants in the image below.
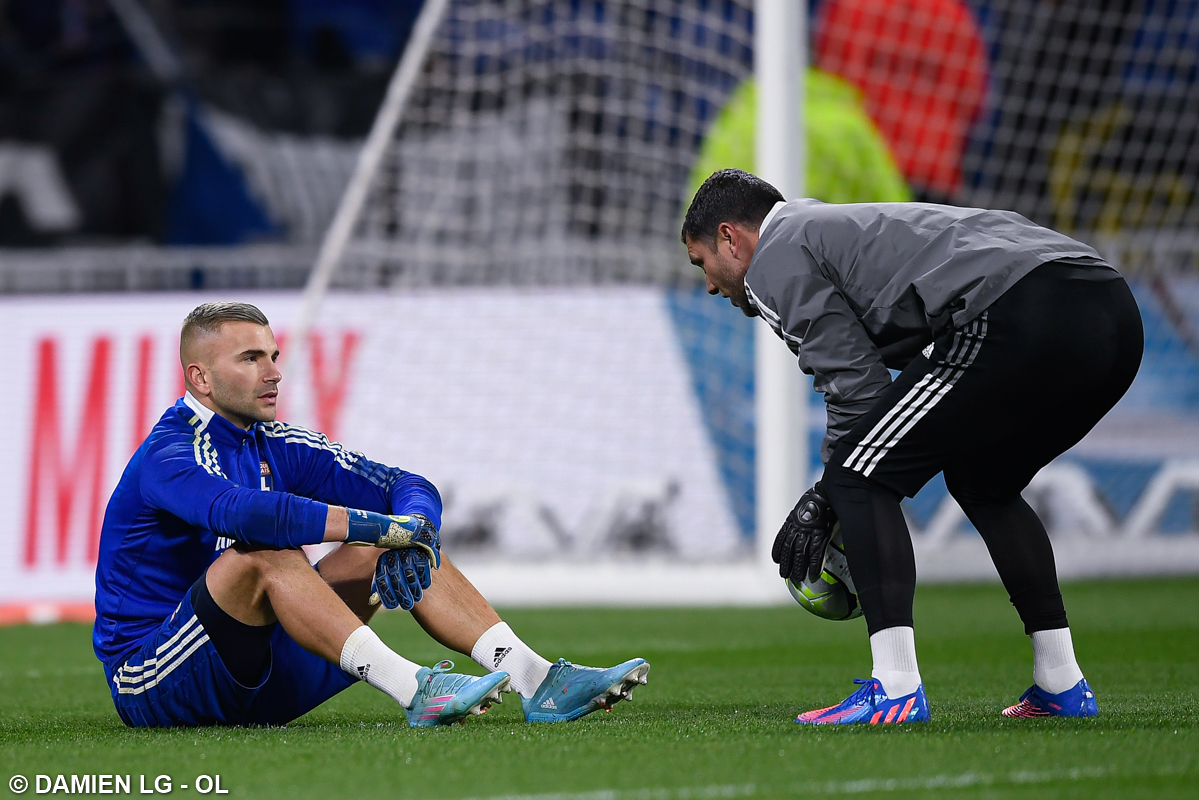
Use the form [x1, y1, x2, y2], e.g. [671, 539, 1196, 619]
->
[821, 261, 1144, 635]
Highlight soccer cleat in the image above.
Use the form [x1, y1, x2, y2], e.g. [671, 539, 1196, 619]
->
[405, 660, 511, 727]
[1001, 678, 1098, 718]
[522, 658, 650, 723]
[795, 678, 930, 725]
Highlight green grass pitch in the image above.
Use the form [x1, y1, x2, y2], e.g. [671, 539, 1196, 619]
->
[1, 578, 1197, 800]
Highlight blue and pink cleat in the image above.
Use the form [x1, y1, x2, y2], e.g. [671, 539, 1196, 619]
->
[795, 678, 930, 725]
[405, 660, 511, 727]
[1002, 678, 1098, 718]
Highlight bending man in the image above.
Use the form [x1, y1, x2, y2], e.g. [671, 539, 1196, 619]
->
[682, 169, 1141, 724]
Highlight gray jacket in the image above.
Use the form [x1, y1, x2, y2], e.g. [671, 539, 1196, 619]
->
[744, 199, 1115, 462]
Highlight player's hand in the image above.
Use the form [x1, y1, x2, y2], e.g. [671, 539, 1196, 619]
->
[772, 482, 837, 584]
[345, 509, 442, 568]
[370, 548, 432, 611]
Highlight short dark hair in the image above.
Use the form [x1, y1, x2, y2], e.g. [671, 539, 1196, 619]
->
[181, 302, 270, 347]
[681, 169, 785, 248]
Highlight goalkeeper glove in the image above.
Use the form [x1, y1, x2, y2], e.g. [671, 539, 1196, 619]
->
[344, 509, 442, 569]
[772, 482, 837, 584]
[370, 548, 432, 610]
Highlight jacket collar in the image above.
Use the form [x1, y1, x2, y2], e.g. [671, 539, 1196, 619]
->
[182, 392, 256, 445]
[744, 201, 790, 313]
[760, 200, 787, 236]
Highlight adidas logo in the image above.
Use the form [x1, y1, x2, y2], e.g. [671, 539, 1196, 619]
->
[357, 664, 371, 681]
[540, 697, 557, 710]
[493, 647, 512, 668]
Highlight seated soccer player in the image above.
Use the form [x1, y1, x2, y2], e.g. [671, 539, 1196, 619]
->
[683, 169, 1143, 724]
[94, 302, 649, 728]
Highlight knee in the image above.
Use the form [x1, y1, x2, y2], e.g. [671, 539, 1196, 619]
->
[944, 471, 1021, 510]
[217, 545, 309, 592]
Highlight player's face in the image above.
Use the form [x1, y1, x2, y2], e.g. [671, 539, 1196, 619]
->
[202, 322, 282, 429]
[686, 226, 758, 317]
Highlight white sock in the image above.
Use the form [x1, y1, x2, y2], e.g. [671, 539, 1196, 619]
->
[870, 626, 922, 698]
[1031, 627, 1085, 694]
[339, 625, 422, 708]
[471, 621, 553, 698]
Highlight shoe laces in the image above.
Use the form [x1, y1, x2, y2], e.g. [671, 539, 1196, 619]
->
[847, 678, 881, 706]
[419, 660, 474, 697]
[541, 658, 581, 689]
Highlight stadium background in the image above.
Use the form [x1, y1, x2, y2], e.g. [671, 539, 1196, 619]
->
[2, 0, 1199, 621]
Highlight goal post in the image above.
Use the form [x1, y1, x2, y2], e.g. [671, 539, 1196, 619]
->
[754, 0, 808, 568]
[276, 0, 774, 598]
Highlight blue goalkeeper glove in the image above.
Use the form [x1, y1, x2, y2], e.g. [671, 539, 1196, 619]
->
[344, 509, 441, 569]
[370, 548, 433, 610]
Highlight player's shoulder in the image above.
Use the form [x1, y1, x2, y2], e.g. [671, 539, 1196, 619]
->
[258, 419, 361, 462]
[143, 399, 202, 449]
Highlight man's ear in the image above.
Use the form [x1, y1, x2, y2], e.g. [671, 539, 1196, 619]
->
[186, 363, 210, 397]
[718, 221, 756, 265]
[716, 221, 740, 254]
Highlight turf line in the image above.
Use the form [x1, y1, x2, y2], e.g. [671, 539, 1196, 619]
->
[457, 764, 1196, 800]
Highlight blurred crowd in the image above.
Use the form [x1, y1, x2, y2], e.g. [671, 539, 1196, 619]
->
[0, 0, 1196, 248]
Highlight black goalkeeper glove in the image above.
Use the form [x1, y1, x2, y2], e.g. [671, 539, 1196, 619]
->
[771, 481, 837, 585]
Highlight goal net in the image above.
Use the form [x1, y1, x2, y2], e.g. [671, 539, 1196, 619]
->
[338, 0, 752, 287]
[9, 1, 1199, 620]
[284, 0, 1199, 581]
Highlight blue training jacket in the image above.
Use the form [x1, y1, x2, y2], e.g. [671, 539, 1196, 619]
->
[93, 393, 441, 677]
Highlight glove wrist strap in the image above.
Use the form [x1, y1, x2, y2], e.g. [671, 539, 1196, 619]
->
[345, 508, 401, 546]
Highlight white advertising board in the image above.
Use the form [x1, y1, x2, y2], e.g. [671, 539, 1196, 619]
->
[3, 288, 1197, 623]
[0, 289, 766, 621]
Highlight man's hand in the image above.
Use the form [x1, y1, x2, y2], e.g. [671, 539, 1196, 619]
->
[370, 548, 433, 610]
[772, 482, 837, 584]
[344, 509, 442, 568]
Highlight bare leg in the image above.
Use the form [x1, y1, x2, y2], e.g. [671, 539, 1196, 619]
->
[314, 544, 381, 624]
[205, 545, 363, 663]
[410, 554, 501, 655]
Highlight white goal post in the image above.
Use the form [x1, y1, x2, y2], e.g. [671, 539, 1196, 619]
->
[753, 0, 808, 568]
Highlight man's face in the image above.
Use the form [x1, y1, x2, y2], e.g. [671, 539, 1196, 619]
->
[186, 322, 282, 429]
[686, 223, 759, 317]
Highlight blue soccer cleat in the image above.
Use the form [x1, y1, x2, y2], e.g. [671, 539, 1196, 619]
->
[1002, 678, 1098, 718]
[795, 678, 930, 725]
[405, 660, 511, 727]
[522, 658, 650, 723]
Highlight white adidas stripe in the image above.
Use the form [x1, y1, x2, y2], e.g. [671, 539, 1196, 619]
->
[847, 319, 980, 470]
[115, 613, 199, 674]
[847, 334, 974, 473]
[262, 421, 395, 489]
[744, 284, 803, 348]
[844, 323, 973, 471]
[117, 634, 211, 695]
[858, 316, 988, 476]
[262, 422, 359, 467]
[118, 622, 206, 685]
[846, 314, 989, 477]
[116, 628, 201, 685]
[154, 613, 199, 658]
[187, 412, 227, 478]
[113, 615, 212, 695]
